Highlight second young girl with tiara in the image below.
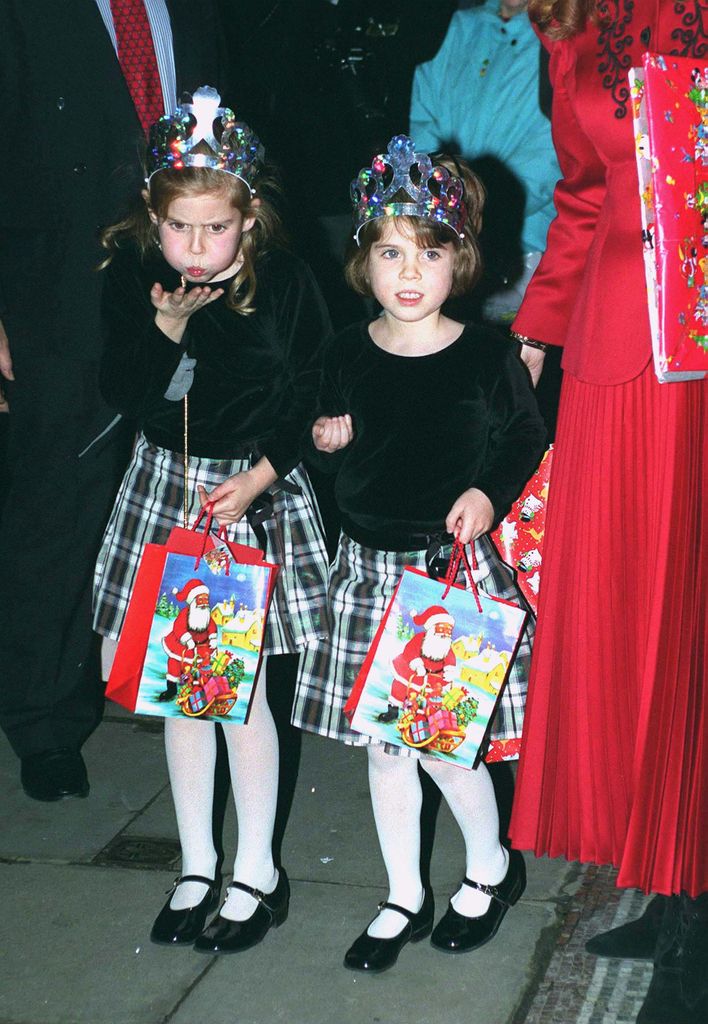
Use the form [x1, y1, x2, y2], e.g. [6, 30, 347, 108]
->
[293, 136, 547, 972]
[93, 88, 330, 954]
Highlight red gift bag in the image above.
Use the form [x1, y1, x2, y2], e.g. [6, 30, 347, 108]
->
[344, 541, 528, 769]
[491, 446, 553, 614]
[106, 507, 278, 725]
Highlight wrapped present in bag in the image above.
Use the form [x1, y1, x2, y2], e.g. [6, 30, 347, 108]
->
[106, 507, 278, 725]
[491, 446, 553, 614]
[629, 53, 708, 381]
[344, 541, 528, 769]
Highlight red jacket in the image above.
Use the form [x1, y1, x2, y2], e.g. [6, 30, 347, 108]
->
[514, 0, 703, 384]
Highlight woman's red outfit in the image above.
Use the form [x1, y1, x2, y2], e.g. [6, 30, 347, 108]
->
[509, 0, 707, 896]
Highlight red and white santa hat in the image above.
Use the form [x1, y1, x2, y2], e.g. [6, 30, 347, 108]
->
[412, 605, 454, 630]
[172, 578, 210, 604]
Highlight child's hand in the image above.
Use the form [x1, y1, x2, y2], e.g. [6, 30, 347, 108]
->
[312, 414, 354, 452]
[151, 282, 225, 342]
[198, 457, 278, 526]
[445, 488, 494, 544]
[198, 472, 263, 526]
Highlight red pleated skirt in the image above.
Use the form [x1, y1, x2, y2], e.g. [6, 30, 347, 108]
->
[509, 363, 707, 896]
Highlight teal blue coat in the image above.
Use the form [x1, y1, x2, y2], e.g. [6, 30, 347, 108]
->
[410, 1, 559, 254]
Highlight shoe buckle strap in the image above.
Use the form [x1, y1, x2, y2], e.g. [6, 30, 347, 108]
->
[461, 876, 511, 907]
[166, 874, 218, 895]
[227, 880, 265, 903]
[227, 879, 284, 919]
[377, 900, 416, 922]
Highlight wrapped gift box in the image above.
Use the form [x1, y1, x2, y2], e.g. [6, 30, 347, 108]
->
[629, 53, 708, 381]
[203, 675, 232, 702]
[211, 650, 232, 676]
[409, 716, 437, 745]
[397, 708, 415, 731]
[187, 688, 209, 714]
[429, 707, 458, 733]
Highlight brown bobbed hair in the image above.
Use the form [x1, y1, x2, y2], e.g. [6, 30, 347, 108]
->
[528, 0, 604, 39]
[100, 150, 284, 316]
[345, 155, 486, 300]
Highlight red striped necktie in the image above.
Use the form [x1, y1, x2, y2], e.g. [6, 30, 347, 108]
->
[109, 0, 165, 137]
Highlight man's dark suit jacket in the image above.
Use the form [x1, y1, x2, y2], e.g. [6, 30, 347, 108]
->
[0, 0, 230, 757]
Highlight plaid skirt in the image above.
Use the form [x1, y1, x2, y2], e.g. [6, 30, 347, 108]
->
[93, 434, 329, 655]
[291, 532, 534, 762]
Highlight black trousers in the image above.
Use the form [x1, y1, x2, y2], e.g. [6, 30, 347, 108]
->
[0, 357, 133, 758]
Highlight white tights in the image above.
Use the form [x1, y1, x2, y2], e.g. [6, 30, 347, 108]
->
[365, 744, 508, 938]
[165, 656, 279, 920]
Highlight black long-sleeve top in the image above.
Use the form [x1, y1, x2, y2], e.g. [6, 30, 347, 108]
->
[313, 321, 547, 548]
[99, 244, 331, 476]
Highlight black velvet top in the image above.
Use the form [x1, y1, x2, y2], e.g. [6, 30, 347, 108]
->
[99, 244, 331, 476]
[313, 321, 547, 548]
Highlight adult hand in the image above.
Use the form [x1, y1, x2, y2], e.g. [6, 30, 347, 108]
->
[312, 414, 354, 452]
[151, 283, 225, 343]
[445, 487, 494, 544]
[0, 318, 14, 413]
[519, 345, 546, 388]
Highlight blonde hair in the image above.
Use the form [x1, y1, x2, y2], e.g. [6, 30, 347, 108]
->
[345, 155, 485, 299]
[101, 159, 284, 316]
[528, 0, 605, 39]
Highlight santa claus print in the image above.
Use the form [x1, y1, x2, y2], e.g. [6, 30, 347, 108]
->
[377, 605, 457, 723]
[158, 577, 218, 702]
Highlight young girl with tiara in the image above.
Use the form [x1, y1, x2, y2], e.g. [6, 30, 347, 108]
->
[292, 136, 547, 972]
[93, 88, 330, 954]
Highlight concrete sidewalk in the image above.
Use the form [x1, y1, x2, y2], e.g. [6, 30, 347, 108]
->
[0, 692, 580, 1024]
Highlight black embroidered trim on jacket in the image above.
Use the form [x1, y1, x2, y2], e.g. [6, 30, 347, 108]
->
[670, 1, 708, 58]
[596, 0, 635, 119]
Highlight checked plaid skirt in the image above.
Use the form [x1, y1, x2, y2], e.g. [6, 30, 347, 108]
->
[292, 532, 534, 762]
[93, 434, 329, 655]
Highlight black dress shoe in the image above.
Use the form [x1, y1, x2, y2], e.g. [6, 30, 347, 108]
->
[150, 874, 221, 946]
[343, 888, 434, 973]
[585, 895, 666, 960]
[431, 848, 526, 954]
[20, 748, 89, 802]
[193, 870, 290, 954]
[637, 896, 708, 1024]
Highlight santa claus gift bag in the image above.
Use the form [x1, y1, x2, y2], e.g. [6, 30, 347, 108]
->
[344, 542, 528, 769]
[106, 507, 278, 725]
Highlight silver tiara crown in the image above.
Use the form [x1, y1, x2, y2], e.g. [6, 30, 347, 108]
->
[146, 86, 263, 194]
[351, 135, 467, 242]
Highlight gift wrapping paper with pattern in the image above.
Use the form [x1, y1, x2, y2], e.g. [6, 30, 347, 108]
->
[629, 53, 708, 381]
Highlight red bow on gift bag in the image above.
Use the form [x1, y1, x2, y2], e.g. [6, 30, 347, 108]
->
[106, 506, 278, 725]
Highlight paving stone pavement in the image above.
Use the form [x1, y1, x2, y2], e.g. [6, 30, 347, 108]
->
[518, 866, 654, 1024]
[0, 696, 654, 1024]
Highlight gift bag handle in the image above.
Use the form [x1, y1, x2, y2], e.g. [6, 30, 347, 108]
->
[442, 538, 483, 613]
[191, 502, 217, 567]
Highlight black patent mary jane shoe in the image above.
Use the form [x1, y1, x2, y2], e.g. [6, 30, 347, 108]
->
[431, 849, 526, 954]
[343, 888, 434, 974]
[150, 875, 220, 946]
[193, 870, 290, 954]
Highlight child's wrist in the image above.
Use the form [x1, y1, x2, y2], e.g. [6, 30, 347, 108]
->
[154, 310, 186, 342]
